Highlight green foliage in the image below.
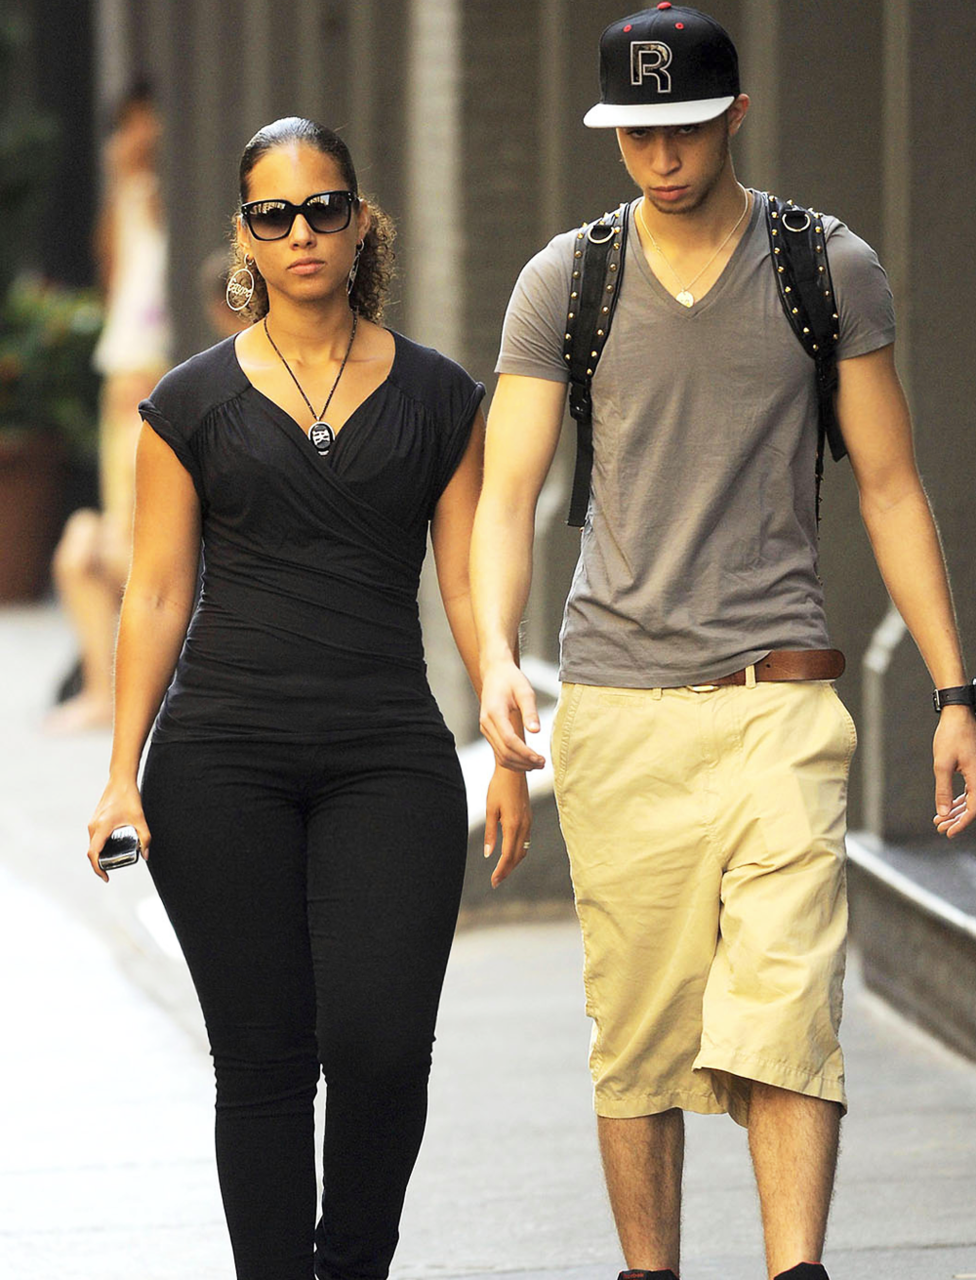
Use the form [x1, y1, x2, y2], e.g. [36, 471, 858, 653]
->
[0, 12, 60, 303]
[0, 14, 101, 452]
[0, 276, 103, 454]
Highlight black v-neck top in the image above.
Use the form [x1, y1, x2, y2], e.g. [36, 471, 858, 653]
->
[138, 330, 484, 744]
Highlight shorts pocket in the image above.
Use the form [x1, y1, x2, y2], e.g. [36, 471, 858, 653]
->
[551, 682, 585, 798]
[821, 682, 858, 766]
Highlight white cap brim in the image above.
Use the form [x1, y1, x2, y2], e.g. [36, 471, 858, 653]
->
[583, 95, 735, 128]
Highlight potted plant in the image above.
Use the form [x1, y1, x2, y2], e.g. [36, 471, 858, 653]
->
[0, 277, 102, 599]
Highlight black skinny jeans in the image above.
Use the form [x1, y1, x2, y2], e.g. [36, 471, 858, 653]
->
[141, 732, 468, 1280]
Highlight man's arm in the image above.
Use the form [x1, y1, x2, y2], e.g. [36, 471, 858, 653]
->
[836, 343, 976, 837]
[470, 373, 567, 770]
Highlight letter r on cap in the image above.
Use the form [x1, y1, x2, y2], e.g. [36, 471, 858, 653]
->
[631, 41, 672, 92]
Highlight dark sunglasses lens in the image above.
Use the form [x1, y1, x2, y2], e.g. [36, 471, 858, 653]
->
[245, 203, 293, 240]
[305, 192, 352, 234]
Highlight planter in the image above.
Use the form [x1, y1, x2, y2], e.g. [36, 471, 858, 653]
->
[0, 429, 68, 602]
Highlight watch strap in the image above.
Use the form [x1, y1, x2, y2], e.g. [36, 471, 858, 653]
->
[932, 679, 976, 713]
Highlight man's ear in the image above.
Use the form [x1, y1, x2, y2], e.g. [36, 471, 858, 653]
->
[727, 93, 750, 138]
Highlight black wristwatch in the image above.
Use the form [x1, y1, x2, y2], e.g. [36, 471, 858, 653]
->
[932, 679, 976, 713]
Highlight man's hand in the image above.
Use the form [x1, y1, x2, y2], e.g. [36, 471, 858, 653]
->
[479, 659, 545, 771]
[932, 707, 976, 838]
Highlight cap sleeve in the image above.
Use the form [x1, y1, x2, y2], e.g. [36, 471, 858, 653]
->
[824, 219, 896, 362]
[139, 400, 205, 503]
[432, 368, 486, 509]
[495, 230, 576, 383]
[137, 350, 224, 504]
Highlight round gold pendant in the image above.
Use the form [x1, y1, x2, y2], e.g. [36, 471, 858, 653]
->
[676, 290, 695, 308]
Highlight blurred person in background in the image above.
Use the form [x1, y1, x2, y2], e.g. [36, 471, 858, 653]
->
[86, 117, 529, 1280]
[48, 80, 170, 732]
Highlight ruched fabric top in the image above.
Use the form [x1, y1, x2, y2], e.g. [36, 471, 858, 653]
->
[139, 331, 484, 744]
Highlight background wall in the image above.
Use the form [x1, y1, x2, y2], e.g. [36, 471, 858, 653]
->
[15, 0, 975, 841]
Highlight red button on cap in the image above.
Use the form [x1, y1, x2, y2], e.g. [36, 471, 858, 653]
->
[657, 2, 672, 9]
[623, 23, 632, 31]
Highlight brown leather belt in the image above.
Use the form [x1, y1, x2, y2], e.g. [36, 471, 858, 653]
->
[691, 648, 846, 689]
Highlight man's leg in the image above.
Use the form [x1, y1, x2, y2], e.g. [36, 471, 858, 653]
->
[748, 1083, 841, 1279]
[550, 683, 727, 1280]
[693, 682, 854, 1279]
[598, 1110, 684, 1275]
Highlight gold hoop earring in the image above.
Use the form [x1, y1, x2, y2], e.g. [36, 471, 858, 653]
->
[226, 257, 256, 312]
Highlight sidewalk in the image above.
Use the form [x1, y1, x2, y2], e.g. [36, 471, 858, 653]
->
[2, 603, 975, 1279]
[0, 859, 229, 1277]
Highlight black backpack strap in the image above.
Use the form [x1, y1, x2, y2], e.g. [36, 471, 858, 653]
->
[763, 192, 845, 519]
[563, 202, 629, 527]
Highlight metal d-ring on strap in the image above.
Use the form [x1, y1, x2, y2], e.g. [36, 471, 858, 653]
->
[563, 201, 629, 527]
[781, 209, 812, 234]
[586, 221, 616, 246]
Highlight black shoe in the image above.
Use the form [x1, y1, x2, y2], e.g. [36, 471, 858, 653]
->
[774, 1265, 829, 1280]
[53, 655, 83, 705]
[618, 1270, 679, 1280]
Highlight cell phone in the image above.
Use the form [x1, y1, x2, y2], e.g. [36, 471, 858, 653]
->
[97, 824, 142, 871]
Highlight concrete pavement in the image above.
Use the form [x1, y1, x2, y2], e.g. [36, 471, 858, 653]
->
[2, 602, 975, 1279]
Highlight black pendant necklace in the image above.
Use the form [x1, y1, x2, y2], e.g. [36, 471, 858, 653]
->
[263, 312, 358, 456]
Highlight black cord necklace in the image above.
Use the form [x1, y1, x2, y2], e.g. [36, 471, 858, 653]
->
[263, 311, 358, 456]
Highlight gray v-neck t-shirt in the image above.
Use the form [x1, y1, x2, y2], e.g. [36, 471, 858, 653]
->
[495, 193, 896, 687]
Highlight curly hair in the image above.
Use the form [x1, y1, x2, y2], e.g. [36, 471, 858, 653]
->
[228, 117, 396, 326]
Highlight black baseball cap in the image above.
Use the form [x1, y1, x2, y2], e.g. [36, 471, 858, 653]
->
[584, 3, 740, 128]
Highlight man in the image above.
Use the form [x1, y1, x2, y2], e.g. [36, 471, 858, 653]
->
[470, 7, 976, 1280]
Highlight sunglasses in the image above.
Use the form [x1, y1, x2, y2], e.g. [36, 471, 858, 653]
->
[240, 189, 359, 241]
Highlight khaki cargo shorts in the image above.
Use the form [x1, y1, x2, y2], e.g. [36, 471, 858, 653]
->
[551, 678, 856, 1127]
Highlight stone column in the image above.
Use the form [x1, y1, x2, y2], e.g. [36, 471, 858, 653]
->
[405, 0, 463, 357]
[735, 0, 777, 192]
[865, 0, 976, 840]
[403, 0, 475, 740]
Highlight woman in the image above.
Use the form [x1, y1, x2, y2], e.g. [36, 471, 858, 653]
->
[49, 81, 170, 732]
[87, 117, 530, 1280]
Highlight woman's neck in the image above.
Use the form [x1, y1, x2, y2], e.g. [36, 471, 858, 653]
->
[263, 294, 355, 360]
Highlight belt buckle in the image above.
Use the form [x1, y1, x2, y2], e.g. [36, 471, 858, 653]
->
[688, 684, 720, 693]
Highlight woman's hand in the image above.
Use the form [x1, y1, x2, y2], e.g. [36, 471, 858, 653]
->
[87, 777, 151, 883]
[484, 764, 532, 888]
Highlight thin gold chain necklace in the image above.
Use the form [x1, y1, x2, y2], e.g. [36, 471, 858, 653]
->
[637, 188, 750, 308]
[263, 311, 358, 456]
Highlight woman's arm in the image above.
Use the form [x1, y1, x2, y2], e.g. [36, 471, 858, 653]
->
[431, 410, 487, 693]
[431, 408, 532, 886]
[87, 423, 202, 879]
